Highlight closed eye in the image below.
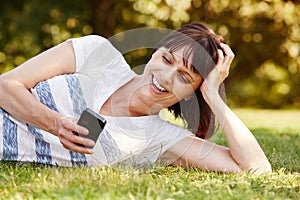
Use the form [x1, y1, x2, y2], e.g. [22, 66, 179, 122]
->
[180, 73, 190, 84]
[163, 55, 172, 64]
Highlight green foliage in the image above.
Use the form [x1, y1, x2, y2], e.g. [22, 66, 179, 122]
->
[186, 0, 300, 108]
[0, 0, 91, 73]
[0, 0, 299, 108]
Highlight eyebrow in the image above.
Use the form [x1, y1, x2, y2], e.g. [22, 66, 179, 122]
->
[169, 51, 196, 82]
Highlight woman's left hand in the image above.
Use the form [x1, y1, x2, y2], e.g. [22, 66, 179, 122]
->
[200, 43, 235, 105]
[57, 117, 95, 154]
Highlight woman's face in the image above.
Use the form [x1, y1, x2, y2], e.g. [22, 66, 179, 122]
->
[141, 47, 202, 108]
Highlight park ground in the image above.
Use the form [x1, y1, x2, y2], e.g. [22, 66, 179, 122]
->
[0, 109, 299, 199]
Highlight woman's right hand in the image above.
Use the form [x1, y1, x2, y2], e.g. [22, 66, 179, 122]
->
[0, 41, 78, 140]
[57, 117, 95, 154]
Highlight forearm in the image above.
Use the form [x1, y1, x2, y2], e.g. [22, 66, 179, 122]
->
[0, 78, 63, 135]
[206, 92, 272, 172]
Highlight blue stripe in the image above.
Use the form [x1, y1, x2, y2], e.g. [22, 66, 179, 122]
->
[65, 75, 88, 166]
[99, 130, 121, 164]
[69, 151, 87, 166]
[1, 109, 18, 161]
[30, 80, 57, 164]
[65, 75, 87, 117]
[34, 78, 88, 166]
[27, 124, 52, 165]
[35, 81, 59, 112]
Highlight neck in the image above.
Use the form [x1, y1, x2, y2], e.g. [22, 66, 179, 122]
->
[108, 75, 163, 117]
[128, 93, 163, 116]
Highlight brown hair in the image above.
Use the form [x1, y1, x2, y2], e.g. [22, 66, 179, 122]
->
[155, 23, 225, 139]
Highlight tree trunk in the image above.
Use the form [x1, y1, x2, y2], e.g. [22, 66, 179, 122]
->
[90, 0, 116, 37]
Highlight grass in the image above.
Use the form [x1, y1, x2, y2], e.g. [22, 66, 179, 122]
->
[1, 109, 300, 200]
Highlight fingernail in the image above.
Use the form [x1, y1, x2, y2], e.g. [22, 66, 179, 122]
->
[89, 141, 95, 146]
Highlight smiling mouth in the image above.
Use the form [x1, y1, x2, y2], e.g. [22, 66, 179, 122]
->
[152, 76, 168, 92]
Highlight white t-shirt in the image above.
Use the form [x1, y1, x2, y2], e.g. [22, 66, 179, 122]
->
[0, 35, 191, 167]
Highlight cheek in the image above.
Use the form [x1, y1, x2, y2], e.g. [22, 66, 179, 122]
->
[144, 59, 163, 73]
[192, 77, 203, 90]
[172, 82, 196, 98]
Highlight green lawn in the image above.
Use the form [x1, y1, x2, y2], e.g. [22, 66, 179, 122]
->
[1, 109, 299, 200]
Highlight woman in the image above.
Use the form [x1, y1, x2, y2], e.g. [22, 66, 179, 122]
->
[0, 23, 271, 173]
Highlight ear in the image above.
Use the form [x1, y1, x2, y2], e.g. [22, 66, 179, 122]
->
[184, 95, 192, 101]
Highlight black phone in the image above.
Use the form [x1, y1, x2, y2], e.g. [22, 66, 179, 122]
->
[73, 108, 106, 148]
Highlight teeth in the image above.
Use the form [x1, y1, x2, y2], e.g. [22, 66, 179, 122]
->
[153, 76, 167, 92]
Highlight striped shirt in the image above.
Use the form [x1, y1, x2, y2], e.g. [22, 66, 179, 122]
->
[0, 35, 191, 167]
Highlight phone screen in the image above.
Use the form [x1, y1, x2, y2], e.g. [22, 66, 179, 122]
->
[74, 108, 106, 147]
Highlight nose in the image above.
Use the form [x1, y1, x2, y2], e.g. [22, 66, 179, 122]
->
[162, 66, 177, 85]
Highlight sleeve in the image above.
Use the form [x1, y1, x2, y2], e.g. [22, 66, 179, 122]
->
[66, 35, 136, 113]
[158, 120, 193, 154]
[67, 35, 107, 72]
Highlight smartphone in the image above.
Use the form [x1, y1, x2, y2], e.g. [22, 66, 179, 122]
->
[73, 108, 106, 148]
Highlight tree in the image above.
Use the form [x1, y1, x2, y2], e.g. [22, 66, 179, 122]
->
[0, 0, 299, 108]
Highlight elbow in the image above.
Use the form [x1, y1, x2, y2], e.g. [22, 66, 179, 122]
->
[0, 77, 22, 109]
[245, 162, 272, 174]
[0, 77, 7, 106]
[0, 75, 5, 89]
[255, 165, 272, 174]
[0, 76, 12, 94]
[254, 156, 273, 174]
[259, 162, 273, 173]
[0, 75, 10, 91]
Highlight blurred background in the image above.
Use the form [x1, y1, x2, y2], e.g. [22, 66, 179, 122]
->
[0, 0, 299, 109]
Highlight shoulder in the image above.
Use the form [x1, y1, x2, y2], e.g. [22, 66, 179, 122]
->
[67, 35, 111, 57]
[67, 35, 122, 72]
[67, 35, 121, 55]
[151, 117, 192, 145]
[67, 35, 107, 48]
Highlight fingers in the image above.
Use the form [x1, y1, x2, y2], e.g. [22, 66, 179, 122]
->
[61, 117, 88, 135]
[58, 117, 95, 154]
[216, 49, 225, 66]
[59, 131, 95, 154]
[220, 43, 235, 66]
[215, 43, 235, 79]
